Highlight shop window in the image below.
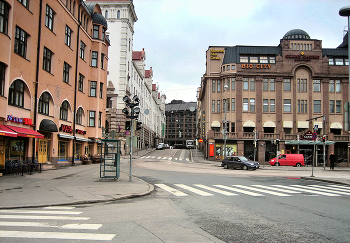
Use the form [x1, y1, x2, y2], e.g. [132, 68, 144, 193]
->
[58, 140, 68, 161]
[8, 79, 24, 107]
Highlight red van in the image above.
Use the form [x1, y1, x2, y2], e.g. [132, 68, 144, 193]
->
[269, 154, 305, 167]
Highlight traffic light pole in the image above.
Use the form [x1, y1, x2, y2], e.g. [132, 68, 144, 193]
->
[129, 111, 133, 182]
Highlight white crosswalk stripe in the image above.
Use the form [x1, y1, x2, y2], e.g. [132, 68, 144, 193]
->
[155, 184, 350, 197]
[0, 207, 116, 241]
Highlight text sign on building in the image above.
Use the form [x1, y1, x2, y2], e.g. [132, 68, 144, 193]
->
[7, 115, 33, 125]
[241, 64, 271, 69]
[285, 52, 320, 61]
[209, 143, 215, 157]
[301, 130, 313, 140]
[210, 49, 224, 60]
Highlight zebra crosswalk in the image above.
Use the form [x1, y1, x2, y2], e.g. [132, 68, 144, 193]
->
[155, 183, 350, 197]
[0, 206, 115, 241]
[141, 155, 190, 162]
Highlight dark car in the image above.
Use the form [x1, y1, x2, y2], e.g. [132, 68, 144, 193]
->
[222, 156, 260, 170]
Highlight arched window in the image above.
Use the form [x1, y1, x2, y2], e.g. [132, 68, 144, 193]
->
[8, 80, 24, 107]
[38, 92, 50, 115]
[76, 107, 83, 125]
[60, 100, 69, 121]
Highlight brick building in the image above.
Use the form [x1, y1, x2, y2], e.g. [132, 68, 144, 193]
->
[0, 0, 109, 170]
[198, 29, 350, 166]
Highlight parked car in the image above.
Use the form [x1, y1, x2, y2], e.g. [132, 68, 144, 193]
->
[222, 156, 260, 170]
[164, 144, 170, 149]
[269, 154, 305, 167]
[156, 144, 163, 150]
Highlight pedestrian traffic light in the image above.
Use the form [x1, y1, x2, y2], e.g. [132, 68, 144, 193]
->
[136, 121, 142, 130]
[322, 135, 326, 143]
[125, 120, 131, 131]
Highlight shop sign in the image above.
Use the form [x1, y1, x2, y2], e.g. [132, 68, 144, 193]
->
[76, 129, 86, 135]
[209, 143, 215, 157]
[285, 52, 320, 61]
[301, 130, 313, 140]
[241, 64, 271, 69]
[7, 115, 33, 125]
[210, 49, 224, 60]
[60, 124, 73, 133]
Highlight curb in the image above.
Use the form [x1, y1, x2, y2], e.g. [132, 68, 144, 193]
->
[301, 176, 350, 186]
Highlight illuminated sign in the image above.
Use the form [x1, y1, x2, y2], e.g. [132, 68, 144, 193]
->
[76, 129, 86, 135]
[7, 115, 33, 125]
[210, 49, 224, 60]
[242, 64, 271, 69]
[60, 124, 73, 133]
[209, 144, 215, 157]
[285, 52, 320, 61]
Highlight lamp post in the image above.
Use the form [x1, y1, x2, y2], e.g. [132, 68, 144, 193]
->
[223, 84, 229, 158]
[122, 95, 140, 182]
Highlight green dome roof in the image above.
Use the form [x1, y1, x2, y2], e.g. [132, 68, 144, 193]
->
[283, 29, 310, 40]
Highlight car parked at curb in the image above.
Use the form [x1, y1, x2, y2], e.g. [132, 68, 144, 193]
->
[269, 154, 305, 167]
[222, 156, 260, 170]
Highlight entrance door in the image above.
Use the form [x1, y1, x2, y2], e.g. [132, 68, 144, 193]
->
[38, 139, 47, 163]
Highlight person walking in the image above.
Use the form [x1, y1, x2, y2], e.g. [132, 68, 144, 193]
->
[329, 152, 336, 170]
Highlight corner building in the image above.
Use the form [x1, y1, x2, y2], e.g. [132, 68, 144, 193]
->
[0, 0, 109, 170]
[199, 29, 350, 166]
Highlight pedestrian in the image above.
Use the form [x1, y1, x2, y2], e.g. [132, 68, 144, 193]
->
[329, 152, 335, 170]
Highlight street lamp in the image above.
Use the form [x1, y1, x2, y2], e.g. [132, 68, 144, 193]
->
[122, 95, 140, 182]
[223, 84, 229, 158]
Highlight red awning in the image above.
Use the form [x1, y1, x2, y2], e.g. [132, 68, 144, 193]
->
[0, 124, 17, 137]
[5, 125, 44, 139]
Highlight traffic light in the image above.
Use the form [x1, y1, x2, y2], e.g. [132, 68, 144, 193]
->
[125, 120, 131, 130]
[322, 135, 326, 143]
[136, 121, 142, 130]
[276, 139, 279, 145]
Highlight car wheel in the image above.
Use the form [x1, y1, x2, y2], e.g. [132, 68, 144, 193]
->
[275, 162, 280, 166]
[224, 164, 229, 169]
[242, 165, 248, 170]
[296, 163, 301, 167]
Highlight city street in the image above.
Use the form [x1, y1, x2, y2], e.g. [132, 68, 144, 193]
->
[0, 149, 350, 242]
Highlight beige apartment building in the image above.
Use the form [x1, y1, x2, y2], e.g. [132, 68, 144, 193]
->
[198, 29, 350, 166]
[0, 0, 109, 172]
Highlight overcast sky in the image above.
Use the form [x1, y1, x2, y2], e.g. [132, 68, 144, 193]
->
[133, 0, 349, 103]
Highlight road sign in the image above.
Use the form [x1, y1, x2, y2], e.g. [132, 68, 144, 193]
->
[312, 132, 317, 141]
[199, 139, 203, 143]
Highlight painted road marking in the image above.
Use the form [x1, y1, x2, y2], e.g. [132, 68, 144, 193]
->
[155, 184, 188, 196]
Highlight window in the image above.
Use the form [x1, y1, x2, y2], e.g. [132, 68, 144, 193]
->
[76, 107, 83, 125]
[250, 98, 255, 112]
[260, 56, 268, 63]
[101, 53, 104, 69]
[90, 81, 97, 97]
[250, 56, 258, 63]
[217, 100, 220, 113]
[313, 100, 321, 113]
[99, 82, 103, 98]
[8, 80, 24, 107]
[0, 0, 9, 34]
[298, 79, 307, 92]
[45, 5, 54, 31]
[330, 100, 335, 113]
[270, 99, 275, 112]
[231, 98, 235, 111]
[38, 92, 50, 115]
[240, 55, 249, 63]
[80, 41, 85, 60]
[329, 80, 334, 92]
[336, 100, 341, 113]
[93, 25, 99, 39]
[243, 78, 249, 90]
[298, 100, 307, 113]
[243, 98, 248, 111]
[263, 79, 268, 91]
[212, 80, 215, 92]
[65, 25, 72, 47]
[250, 78, 255, 91]
[60, 101, 68, 121]
[335, 58, 344, 65]
[107, 97, 113, 108]
[14, 26, 27, 58]
[217, 80, 221, 92]
[0, 62, 5, 96]
[98, 112, 102, 128]
[269, 56, 276, 63]
[313, 80, 321, 92]
[102, 27, 105, 41]
[117, 10, 120, 19]
[263, 99, 268, 112]
[91, 51, 98, 67]
[78, 73, 84, 92]
[231, 77, 235, 90]
[222, 66, 225, 72]
[43, 47, 53, 72]
[105, 10, 108, 18]
[18, 0, 29, 8]
[284, 79, 291, 91]
[227, 65, 230, 71]
[224, 78, 230, 90]
[63, 62, 70, 84]
[284, 99, 291, 112]
[231, 65, 235, 70]
[329, 58, 334, 65]
[336, 80, 341, 92]
[89, 111, 95, 127]
[212, 100, 215, 112]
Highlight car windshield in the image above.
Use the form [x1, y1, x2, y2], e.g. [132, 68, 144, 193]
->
[239, 156, 249, 162]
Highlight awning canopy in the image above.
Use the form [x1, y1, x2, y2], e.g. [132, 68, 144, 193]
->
[330, 122, 342, 129]
[298, 121, 309, 128]
[211, 121, 221, 128]
[58, 133, 74, 139]
[263, 121, 276, 127]
[0, 124, 17, 137]
[5, 125, 44, 139]
[243, 120, 255, 127]
[283, 121, 293, 128]
[39, 119, 58, 132]
[285, 140, 335, 145]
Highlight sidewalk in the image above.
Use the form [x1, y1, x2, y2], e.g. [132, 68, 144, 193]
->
[0, 149, 155, 209]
